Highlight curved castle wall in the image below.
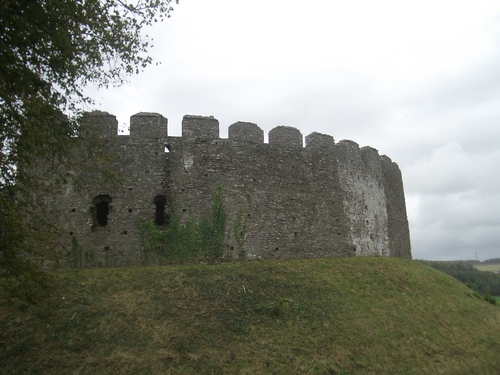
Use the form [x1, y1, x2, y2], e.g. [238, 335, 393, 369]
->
[52, 112, 411, 267]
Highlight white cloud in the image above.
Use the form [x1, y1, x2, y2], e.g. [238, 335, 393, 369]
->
[406, 141, 480, 194]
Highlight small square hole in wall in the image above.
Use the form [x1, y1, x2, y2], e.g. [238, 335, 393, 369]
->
[104, 246, 110, 251]
[123, 230, 128, 235]
[128, 208, 133, 213]
[69, 232, 73, 236]
[182, 208, 187, 212]
[71, 208, 76, 212]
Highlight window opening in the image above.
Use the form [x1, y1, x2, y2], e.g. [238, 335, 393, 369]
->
[96, 201, 109, 226]
[154, 195, 167, 225]
[92, 195, 112, 227]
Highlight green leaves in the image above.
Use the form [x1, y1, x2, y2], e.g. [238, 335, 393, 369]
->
[140, 186, 227, 264]
[1, 0, 178, 186]
[0, 0, 178, 301]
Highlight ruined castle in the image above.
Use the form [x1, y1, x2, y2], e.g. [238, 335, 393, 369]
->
[50, 111, 411, 268]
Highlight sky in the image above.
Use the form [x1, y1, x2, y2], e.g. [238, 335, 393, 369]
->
[89, 0, 500, 261]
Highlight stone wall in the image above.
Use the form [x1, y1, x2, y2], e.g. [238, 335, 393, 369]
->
[50, 112, 411, 267]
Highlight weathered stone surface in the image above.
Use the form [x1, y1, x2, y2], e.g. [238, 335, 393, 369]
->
[48, 112, 411, 268]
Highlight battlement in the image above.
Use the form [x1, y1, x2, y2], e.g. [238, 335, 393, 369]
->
[228, 121, 264, 143]
[182, 115, 219, 141]
[81, 111, 118, 137]
[83, 112, 400, 168]
[130, 112, 167, 138]
[268, 126, 303, 147]
[305, 132, 335, 150]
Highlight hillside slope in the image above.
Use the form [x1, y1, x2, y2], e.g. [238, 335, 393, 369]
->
[1, 257, 499, 374]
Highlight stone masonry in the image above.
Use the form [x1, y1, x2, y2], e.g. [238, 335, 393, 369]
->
[49, 111, 411, 268]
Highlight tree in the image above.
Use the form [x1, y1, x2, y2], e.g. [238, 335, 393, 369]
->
[0, 0, 178, 301]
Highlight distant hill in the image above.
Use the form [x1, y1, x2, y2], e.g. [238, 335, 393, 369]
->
[418, 260, 500, 296]
[1, 257, 499, 374]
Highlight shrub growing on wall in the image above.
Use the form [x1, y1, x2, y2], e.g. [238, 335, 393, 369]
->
[140, 186, 227, 264]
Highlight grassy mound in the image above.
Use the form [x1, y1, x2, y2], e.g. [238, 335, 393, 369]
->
[1, 257, 499, 374]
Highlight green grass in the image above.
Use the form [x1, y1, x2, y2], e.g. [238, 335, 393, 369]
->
[474, 264, 500, 273]
[1, 257, 499, 374]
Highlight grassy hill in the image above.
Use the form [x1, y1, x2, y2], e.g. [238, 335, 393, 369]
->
[1, 257, 499, 374]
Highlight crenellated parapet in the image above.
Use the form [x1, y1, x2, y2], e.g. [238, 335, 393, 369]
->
[268, 126, 303, 148]
[130, 112, 167, 138]
[228, 121, 264, 144]
[305, 132, 335, 151]
[81, 111, 118, 137]
[182, 115, 219, 141]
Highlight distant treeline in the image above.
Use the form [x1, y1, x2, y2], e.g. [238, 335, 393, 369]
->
[484, 258, 500, 264]
[418, 261, 500, 297]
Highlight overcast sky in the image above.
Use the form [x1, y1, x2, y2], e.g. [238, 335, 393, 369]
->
[90, 0, 500, 261]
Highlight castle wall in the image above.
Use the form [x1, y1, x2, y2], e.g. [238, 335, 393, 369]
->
[48, 112, 411, 267]
[53, 111, 169, 267]
[335, 141, 390, 256]
[381, 156, 412, 258]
